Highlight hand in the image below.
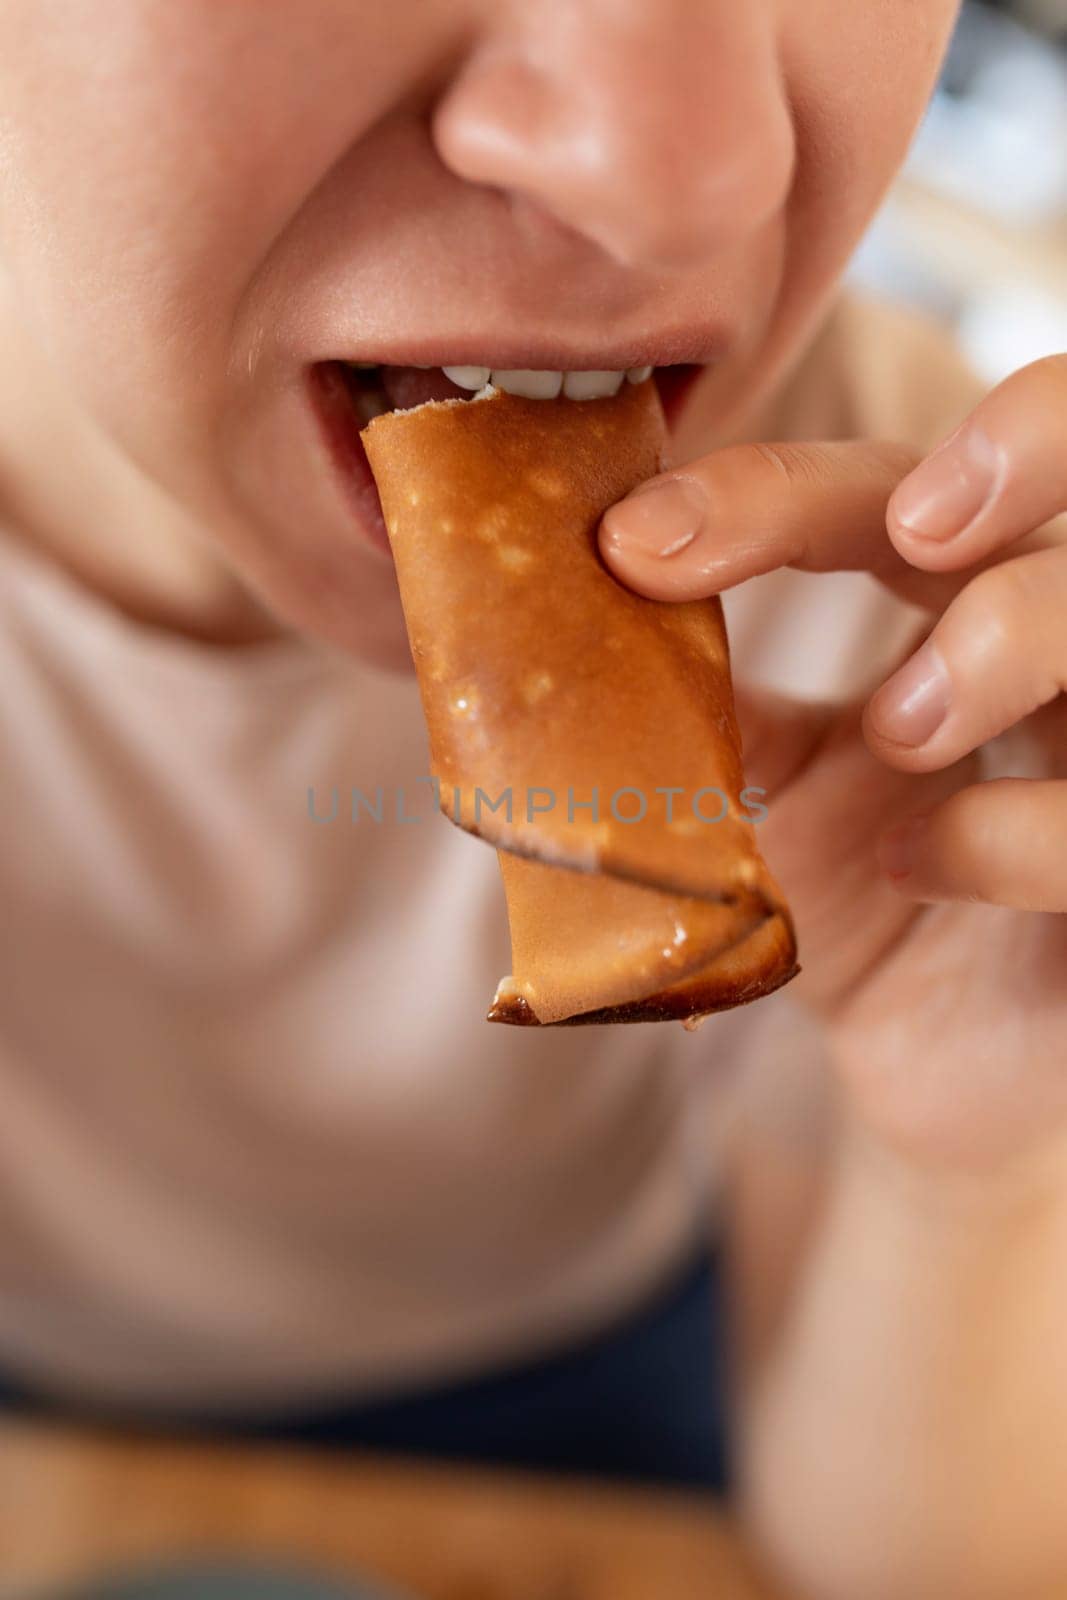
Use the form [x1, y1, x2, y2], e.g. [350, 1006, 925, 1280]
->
[601, 357, 1067, 1176]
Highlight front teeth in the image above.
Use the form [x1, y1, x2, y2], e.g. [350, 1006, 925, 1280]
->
[561, 370, 624, 401]
[491, 369, 564, 400]
[442, 365, 492, 391]
[442, 364, 653, 400]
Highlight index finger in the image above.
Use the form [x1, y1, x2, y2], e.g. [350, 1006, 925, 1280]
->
[599, 438, 952, 607]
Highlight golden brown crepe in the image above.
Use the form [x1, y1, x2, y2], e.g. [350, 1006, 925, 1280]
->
[364, 379, 797, 1026]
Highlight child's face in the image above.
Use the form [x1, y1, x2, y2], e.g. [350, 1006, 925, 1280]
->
[0, 1, 958, 665]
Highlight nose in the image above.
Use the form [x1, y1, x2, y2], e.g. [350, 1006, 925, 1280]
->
[433, 0, 796, 273]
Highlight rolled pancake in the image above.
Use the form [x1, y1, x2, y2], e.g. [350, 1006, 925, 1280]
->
[364, 379, 797, 1026]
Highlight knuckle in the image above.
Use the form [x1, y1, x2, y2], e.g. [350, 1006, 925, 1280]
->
[750, 441, 834, 491]
[752, 440, 915, 497]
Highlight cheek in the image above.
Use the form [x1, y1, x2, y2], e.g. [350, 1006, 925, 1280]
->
[785, 1, 957, 227]
[681, 0, 958, 444]
[772, 2, 957, 307]
[0, 0, 426, 483]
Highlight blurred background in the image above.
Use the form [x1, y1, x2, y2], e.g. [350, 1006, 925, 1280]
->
[850, 0, 1067, 381]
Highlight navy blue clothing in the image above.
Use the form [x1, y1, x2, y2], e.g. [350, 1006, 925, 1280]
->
[0, 1252, 730, 1492]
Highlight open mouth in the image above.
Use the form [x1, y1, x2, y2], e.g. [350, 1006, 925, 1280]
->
[310, 359, 704, 554]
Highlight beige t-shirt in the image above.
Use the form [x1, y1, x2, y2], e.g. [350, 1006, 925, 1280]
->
[0, 297, 982, 1411]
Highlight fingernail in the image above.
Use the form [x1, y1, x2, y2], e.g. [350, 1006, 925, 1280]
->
[603, 476, 707, 558]
[878, 815, 927, 880]
[891, 427, 998, 541]
[868, 642, 951, 747]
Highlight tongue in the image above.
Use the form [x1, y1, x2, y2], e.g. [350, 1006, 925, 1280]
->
[380, 366, 467, 411]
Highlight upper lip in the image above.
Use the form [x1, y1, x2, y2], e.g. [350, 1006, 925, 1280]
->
[321, 328, 725, 372]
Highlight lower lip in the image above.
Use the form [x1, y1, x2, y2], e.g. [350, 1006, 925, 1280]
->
[308, 362, 706, 558]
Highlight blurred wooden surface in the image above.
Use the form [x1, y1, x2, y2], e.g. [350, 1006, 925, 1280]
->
[0, 1419, 779, 1600]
